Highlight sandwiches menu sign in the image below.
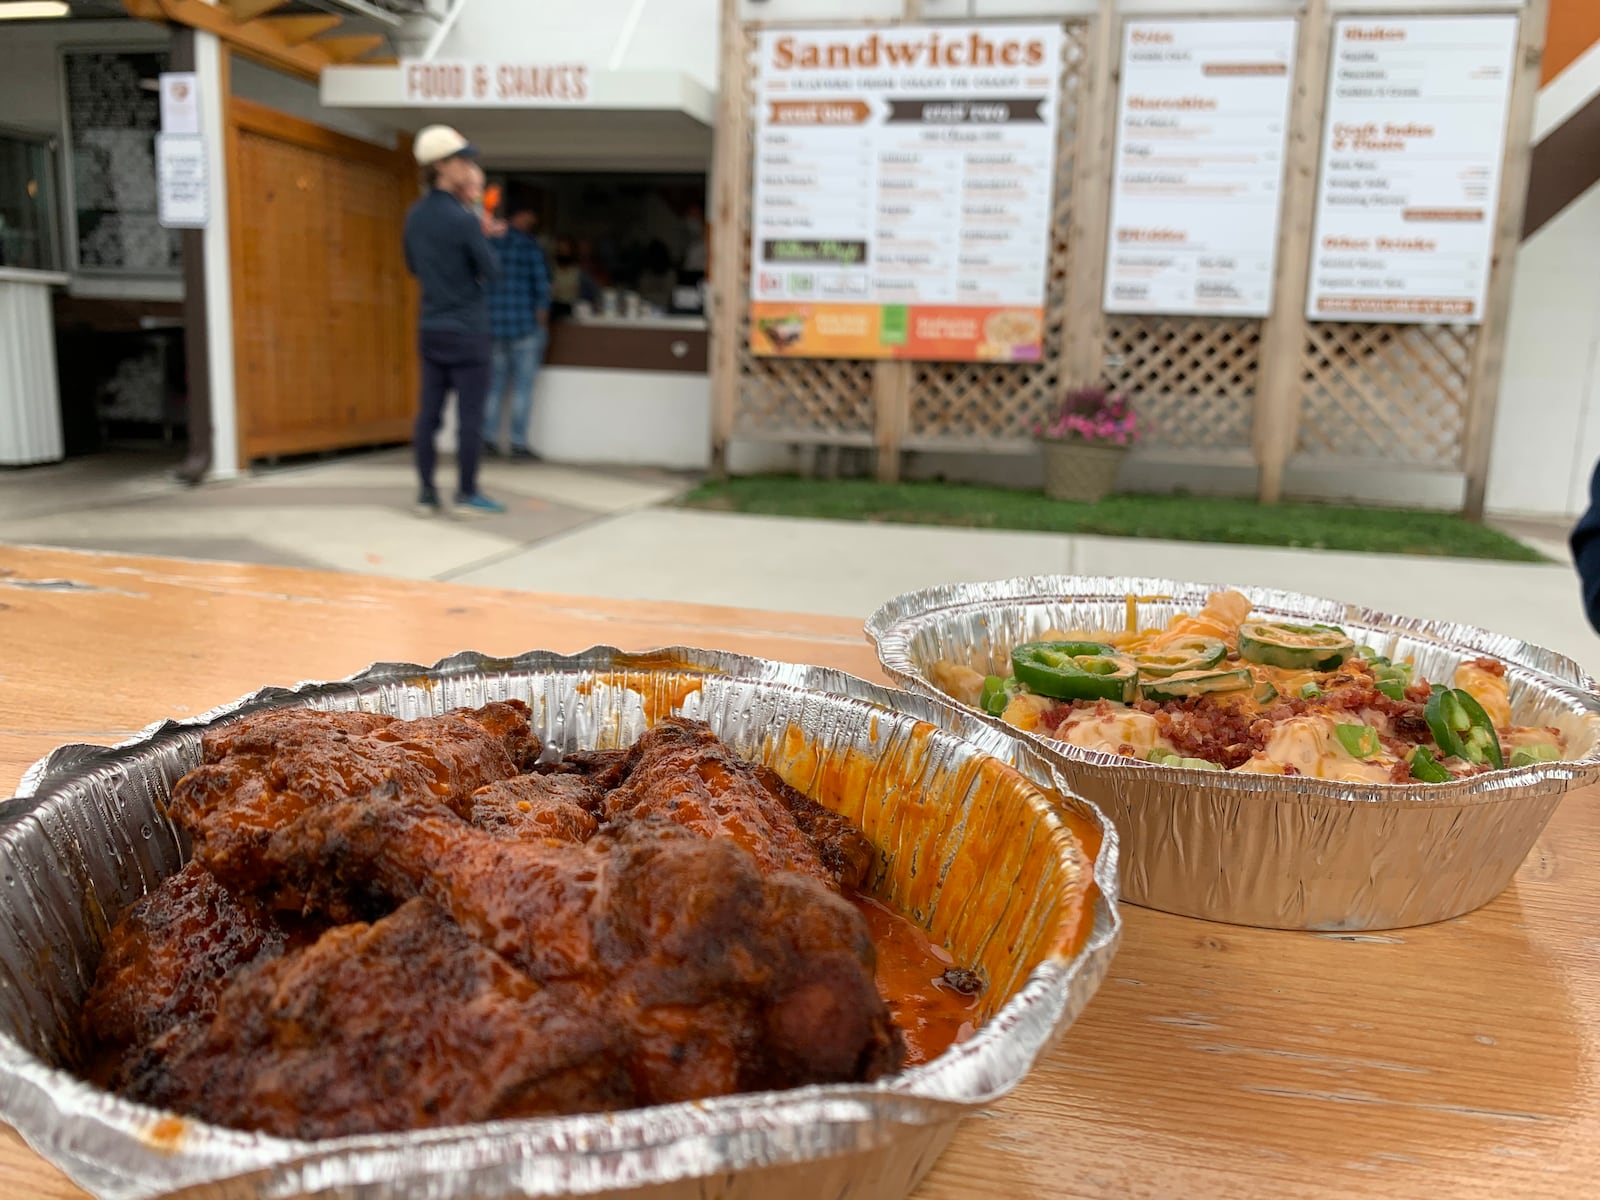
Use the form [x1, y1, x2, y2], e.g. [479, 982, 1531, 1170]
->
[1306, 16, 1519, 324]
[749, 24, 1063, 361]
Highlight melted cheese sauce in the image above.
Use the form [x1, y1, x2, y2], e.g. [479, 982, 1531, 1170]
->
[1054, 708, 1167, 757]
[1253, 716, 1396, 782]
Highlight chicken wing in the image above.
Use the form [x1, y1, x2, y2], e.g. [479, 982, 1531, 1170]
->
[602, 718, 870, 889]
[93, 709, 907, 1138]
[128, 898, 626, 1139]
[82, 862, 292, 1090]
[167, 701, 540, 915]
[277, 799, 903, 1101]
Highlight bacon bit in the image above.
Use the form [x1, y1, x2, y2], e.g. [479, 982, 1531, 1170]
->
[1117, 743, 1137, 757]
[1388, 758, 1415, 783]
[1038, 705, 1071, 733]
[1471, 657, 1507, 678]
[1282, 764, 1300, 776]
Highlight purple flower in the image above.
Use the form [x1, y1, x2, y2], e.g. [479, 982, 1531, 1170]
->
[1036, 385, 1141, 446]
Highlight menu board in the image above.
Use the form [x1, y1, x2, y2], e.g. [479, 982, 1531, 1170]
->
[1104, 19, 1296, 317]
[749, 24, 1063, 361]
[1306, 16, 1518, 324]
[63, 50, 182, 274]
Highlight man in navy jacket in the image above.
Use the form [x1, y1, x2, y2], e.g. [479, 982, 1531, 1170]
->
[402, 125, 505, 517]
[1571, 463, 1600, 634]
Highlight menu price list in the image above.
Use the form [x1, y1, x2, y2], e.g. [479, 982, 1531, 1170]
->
[749, 24, 1063, 361]
[65, 51, 182, 274]
[1103, 19, 1297, 318]
[1305, 16, 1518, 324]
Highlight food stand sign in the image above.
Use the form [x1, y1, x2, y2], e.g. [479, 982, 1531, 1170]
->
[399, 60, 591, 106]
[1306, 16, 1518, 324]
[749, 25, 1063, 361]
[1103, 18, 1297, 318]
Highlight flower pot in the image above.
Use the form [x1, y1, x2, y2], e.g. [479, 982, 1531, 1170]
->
[1037, 438, 1128, 503]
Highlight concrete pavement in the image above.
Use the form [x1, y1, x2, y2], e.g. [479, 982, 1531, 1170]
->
[3, 448, 1594, 678]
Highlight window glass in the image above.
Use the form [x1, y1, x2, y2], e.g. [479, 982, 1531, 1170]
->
[0, 133, 59, 272]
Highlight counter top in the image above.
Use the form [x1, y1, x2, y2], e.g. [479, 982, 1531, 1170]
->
[0, 544, 1596, 1199]
[0, 268, 69, 287]
[570, 313, 708, 331]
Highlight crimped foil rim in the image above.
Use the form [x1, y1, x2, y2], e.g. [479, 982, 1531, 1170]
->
[0, 646, 1122, 1200]
[866, 575, 1600, 806]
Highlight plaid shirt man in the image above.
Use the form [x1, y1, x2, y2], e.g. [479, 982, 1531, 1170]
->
[487, 228, 551, 339]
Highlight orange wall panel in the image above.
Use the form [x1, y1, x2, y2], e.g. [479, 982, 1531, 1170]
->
[1544, 0, 1600, 85]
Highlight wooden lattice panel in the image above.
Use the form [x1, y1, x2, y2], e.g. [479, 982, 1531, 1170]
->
[907, 24, 1089, 447]
[1103, 316, 1259, 448]
[1295, 323, 1476, 467]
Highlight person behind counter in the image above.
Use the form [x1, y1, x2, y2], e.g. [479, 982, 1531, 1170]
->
[636, 240, 676, 313]
[402, 125, 507, 517]
[549, 235, 601, 320]
[483, 202, 551, 460]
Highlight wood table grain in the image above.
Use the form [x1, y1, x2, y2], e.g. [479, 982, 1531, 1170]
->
[1, 544, 1595, 1199]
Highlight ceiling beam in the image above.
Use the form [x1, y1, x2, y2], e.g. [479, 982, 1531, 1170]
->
[123, 0, 334, 82]
[259, 14, 343, 47]
[227, 0, 291, 21]
[316, 34, 386, 64]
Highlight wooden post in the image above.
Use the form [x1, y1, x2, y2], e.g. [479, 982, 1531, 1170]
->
[869, 0, 925, 484]
[1253, 0, 1331, 504]
[864, 0, 928, 483]
[1064, 0, 1118, 389]
[873, 364, 909, 482]
[1461, 0, 1549, 520]
[708, 0, 746, 479]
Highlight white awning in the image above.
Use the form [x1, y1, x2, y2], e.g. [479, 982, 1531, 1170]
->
[319, 66, 714, 170]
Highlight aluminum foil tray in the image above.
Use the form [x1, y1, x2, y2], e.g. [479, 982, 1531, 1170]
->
[867, 576, 1600, 931]
[0, 648, 1120, 1200]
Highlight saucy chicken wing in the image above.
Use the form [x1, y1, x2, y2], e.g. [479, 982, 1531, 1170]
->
[166, 701, 540, 915]
[128, 898, 627, 1139]
[85, 708, 910, 1138]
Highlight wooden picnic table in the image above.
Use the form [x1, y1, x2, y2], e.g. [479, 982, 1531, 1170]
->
[1, 544, 1595, 1199]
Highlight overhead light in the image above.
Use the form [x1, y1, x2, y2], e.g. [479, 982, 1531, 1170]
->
[0, 2, 72, 18]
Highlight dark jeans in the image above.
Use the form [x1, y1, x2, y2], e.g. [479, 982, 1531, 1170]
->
[415, 329, 491, 498]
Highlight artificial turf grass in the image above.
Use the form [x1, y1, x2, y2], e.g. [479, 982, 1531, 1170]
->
[679, 477, 1547, 563]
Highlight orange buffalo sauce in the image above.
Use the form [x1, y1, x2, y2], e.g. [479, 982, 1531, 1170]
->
[850, 893, 981, 1066]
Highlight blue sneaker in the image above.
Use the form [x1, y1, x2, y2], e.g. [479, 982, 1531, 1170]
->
[415, 485, 442, 517]
[454, 492, 507, 517]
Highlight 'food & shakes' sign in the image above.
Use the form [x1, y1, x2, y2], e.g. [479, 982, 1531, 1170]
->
[400, 60, 590, 106]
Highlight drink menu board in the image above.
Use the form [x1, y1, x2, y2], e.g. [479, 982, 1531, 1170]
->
[1103, 19, 1296, 317]
[749, 24, 1062, 361]
[63, 50, 182, 275]
[1306, 16, 1518, 324]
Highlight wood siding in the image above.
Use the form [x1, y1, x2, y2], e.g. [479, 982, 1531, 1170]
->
[227, 96, 417, 461]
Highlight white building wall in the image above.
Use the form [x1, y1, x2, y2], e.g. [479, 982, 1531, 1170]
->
[1487, 187, 1600, 518]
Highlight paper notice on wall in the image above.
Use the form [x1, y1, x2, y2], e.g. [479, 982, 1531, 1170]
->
[1306, 15, 1518, 324]
[156, 134, 209, 229]
[159, 72, 200, 135]
[748, 24, 1063, 361]
[1103, 18, 1297, 318]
